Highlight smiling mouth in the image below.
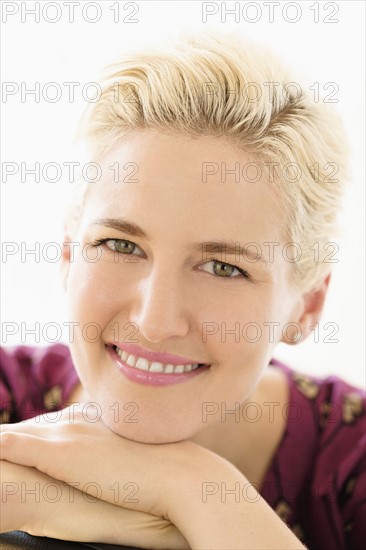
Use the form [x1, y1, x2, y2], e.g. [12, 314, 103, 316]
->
[109, 344, 210, 374]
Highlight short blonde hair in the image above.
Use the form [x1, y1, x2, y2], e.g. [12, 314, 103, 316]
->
[66, 29, 349, 292]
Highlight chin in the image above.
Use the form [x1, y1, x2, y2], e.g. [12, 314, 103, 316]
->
[123, 432, 187, 445]
[102, 413, 194, 444]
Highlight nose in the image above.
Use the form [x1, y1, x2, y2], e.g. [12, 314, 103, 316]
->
[129, 267, 190, 343]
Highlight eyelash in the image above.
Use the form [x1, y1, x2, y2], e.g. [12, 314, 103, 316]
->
[89, 238, 252, 282]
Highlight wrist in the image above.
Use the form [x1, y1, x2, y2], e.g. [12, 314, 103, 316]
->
[163, 449, 305, 549]
[163, 441, 243, 519]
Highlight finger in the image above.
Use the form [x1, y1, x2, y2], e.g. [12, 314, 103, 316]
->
[0, 403, 88, 435]
[0, 406, 76, 431]
[0, 432, 58, 473]
[0, 423, 50, 437]
[0, 431, 143, 511]
[0, 432, 100, 493]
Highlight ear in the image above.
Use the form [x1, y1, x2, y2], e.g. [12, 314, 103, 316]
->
[281, 272, 332, 345]
[60, 232, 73, 292]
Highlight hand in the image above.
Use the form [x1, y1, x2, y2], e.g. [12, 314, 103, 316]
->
[0, 404, 208, 519]
[0, 460, 190, 550]
[0, 410, 306, 549]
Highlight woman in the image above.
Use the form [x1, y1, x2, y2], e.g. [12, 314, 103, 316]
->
[1, 30, 364, 549]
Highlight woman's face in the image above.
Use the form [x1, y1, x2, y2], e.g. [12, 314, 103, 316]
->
[63, 129, 302, 443]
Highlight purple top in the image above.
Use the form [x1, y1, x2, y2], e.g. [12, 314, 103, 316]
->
[1, 344, 365, 550]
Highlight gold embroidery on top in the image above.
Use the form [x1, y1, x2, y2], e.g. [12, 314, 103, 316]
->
[292, 523, 306, 541]
[342, 393, 363, 424]
[293, 373, 320, 400]
[275, 500, 292, 523]
[344, 477, 357, 497]
[0, 410, 10, 424]
[43, 385, 62, 410]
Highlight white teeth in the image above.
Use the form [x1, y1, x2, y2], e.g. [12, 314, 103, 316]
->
[114, 346, 203, 374]
[126, 354, 136, 367]
[135, 357, 149, 371]
[149, 362, 164, 373]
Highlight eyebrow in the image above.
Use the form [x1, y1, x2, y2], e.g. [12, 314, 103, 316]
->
[91, 217, 268, 264]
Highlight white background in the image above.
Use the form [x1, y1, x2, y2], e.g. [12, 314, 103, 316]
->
[1, 1, 365, 387]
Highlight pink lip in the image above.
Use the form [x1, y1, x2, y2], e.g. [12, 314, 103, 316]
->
[107, 346, 211, 387]
[109, 341, 208, 366]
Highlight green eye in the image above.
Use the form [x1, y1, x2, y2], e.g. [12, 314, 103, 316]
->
[92, 238, 142, 255]
[212, 261, 237, 278]
[111, 240, 136, 254]
[91, 238, 251, 281]
[201, 259, 251, 280]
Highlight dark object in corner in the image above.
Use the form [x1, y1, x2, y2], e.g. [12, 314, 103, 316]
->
[0, 532, 141, 550]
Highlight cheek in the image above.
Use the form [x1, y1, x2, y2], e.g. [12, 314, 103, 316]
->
[202, 289, 279, 350]
[67, 258, 128, 323]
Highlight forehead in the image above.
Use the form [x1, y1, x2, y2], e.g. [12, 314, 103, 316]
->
[82, 130, 286, 244]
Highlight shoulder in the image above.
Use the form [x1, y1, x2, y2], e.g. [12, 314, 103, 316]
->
[267, 358, 365, 549]
[269, 358, 365, 487]
[0, 343, 80, 422]
[269, 357, 365, 432]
